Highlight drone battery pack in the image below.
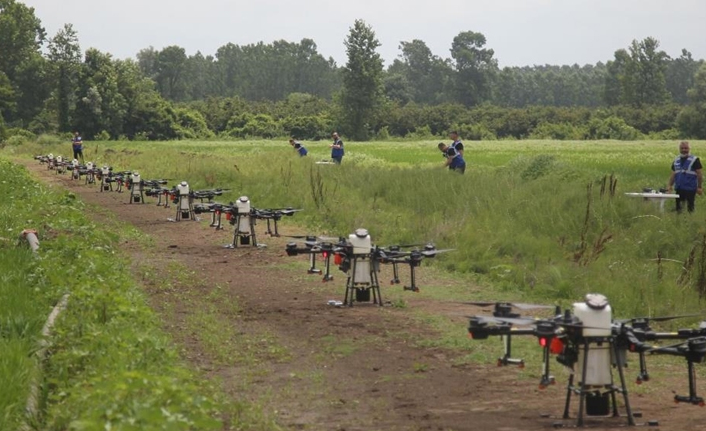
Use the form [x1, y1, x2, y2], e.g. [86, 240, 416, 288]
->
[585, 392, 610, 416]
[356, 288, 371, 302]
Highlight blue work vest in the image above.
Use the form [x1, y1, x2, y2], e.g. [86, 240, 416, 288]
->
[331, 139, 344, 158]
[447, 147, 465, 170]
[298, 146, 308, 157]
[674, 155, 698, 191]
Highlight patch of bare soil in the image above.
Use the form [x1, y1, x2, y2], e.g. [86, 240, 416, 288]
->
[20, 159, 706, 431]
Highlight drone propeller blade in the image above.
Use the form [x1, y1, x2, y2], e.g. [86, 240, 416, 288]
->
[646, 340, 690, 353]
[509, 302, 555, 311]
[629, 314, 701, 323]
[421, 248, 455, 256]
[464, 301, 554, 310]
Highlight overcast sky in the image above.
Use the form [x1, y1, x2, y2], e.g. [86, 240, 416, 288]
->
[20, 0, 706, 68]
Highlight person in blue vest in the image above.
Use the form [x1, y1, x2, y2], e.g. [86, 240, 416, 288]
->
[330, 132, 344, 164]
[668, 141, 703, 213]
[438, 142, 465, 174]
[71, 131, 84, 163]
[449, 130, 464, 157]
[289, 139, 308, 157]
[289, 139, 307, 156]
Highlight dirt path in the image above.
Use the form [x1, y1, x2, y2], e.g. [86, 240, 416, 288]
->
[20, 159, 706, 431]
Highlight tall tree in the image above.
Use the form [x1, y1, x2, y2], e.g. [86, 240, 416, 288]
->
[0, 0, 48, 124]
[47, 23, 81, 132]
[396, 39, 452, 104]
[339, 19, 385, 140]
[450, 31, 497, 107]
[677, 64, 706, 138]
[666, 49, 701, 104]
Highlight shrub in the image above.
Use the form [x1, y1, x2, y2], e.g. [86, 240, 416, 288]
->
[281, 115, 333, 140]
[94, 130, 111, 141]
[5, 135, 28, 147]
[6, 128, 36, 140]
[457, 123, 497, 141]
[174, 108, 215, 140]
[375, 126, 390, 140]
[36, 134, 65, 146]
[529, 122, 587, 140]
[585, 116, 643, 140]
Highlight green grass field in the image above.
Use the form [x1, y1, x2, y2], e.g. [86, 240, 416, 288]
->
[7, 138, 706, 320]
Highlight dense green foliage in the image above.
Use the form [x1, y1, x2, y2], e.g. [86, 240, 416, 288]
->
[12, 139, 706, 319]
[0, 159, 225, 429]
[1, 0, 705, 141]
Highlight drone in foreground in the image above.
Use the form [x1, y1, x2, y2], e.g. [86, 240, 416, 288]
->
[285, 229, 452, 306]
[466, 294, 706, 427]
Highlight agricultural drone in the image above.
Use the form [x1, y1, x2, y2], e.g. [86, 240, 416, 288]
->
[466, 294, 706, 427]
[193, 196, 301, 246]
[285, 229, 451, 306]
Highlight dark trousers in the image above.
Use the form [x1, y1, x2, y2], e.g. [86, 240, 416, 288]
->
[332, 156, 342, 164]
[73, 148, 83, 162]
[676, 189, 697, 213]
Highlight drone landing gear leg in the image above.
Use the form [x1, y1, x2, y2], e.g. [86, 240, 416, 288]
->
[563, 373, 574, 420]
[273, 219, 280, 237]
[308, 253, 322, 274]
[250, 217, 258, 247]
[538, 344, 554, 388]
[391, 261, 400, 285]
[403, 264, 419, 292]
[371, 268, 382, 306]
[612, 340, 636, 425]
[498, 335, 524, 368]
[637, 352, 650, 384]
[575, 340, 590, 427]
[322, 254, 333, 282]
[675, 360, 704, 406]
[343, 275, 353, 307]
[215, 211, 223, 230]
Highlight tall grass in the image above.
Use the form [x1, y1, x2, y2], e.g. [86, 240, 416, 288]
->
[0, 159, 226, 430]
[11, 139, 706, 318]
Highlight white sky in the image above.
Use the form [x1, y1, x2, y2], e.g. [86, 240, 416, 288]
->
[20, 0, 706, 68]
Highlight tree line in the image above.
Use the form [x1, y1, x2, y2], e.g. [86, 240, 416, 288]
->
[1, 0, 706, 143]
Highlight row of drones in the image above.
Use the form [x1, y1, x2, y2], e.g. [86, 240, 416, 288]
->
[467, 294, 706, 427]
[34, 153, 452, 307]
[34, 154, 706, 427]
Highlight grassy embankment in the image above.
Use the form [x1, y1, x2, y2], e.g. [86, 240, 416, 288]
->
[7, 138, 706, 372]
[0, 158, 276, 430]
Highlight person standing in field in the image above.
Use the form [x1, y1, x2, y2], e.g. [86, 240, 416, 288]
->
[330, 132, 344, 164]
[668, 141, 703, 213]
[72, 131, 84, 163]
[438, 142, 465, 174]
[449, 130, 464, 157]
[289, 139, 308, 157]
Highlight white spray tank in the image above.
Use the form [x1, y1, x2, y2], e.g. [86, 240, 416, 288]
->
[130, 171, 142, 202]
[71, 159, 80, 178]
[573, 294, 613, 386]
[177, 181, 190, 217]
[101, 166, 110, 176]
[235, 196, 251, 233]
[86, 161, 94, 170]
[349, 228, 373, 284]
[56, 156, 65, 173]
